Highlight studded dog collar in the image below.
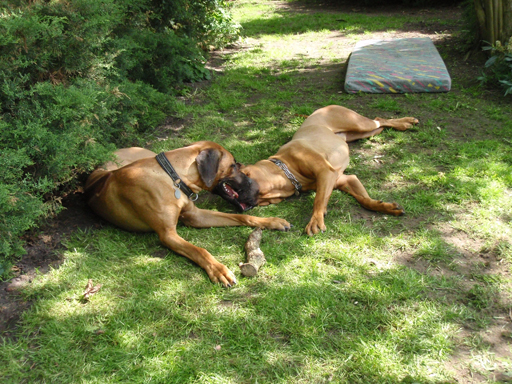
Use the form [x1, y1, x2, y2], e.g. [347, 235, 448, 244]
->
[268, 158, 302, 195]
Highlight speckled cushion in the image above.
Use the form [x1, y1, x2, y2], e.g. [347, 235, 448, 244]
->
[344, 37, 451, 94]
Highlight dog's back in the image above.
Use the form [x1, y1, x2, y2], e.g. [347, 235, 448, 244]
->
[85, 147, 156, 190]
[101, 147, 156, 171]
[84, 147, 158, 230]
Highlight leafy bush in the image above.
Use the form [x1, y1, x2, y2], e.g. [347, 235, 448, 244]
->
[480, 37, 512, 96]
[0, 0, 240, 276]
[459, 0, 480, 51]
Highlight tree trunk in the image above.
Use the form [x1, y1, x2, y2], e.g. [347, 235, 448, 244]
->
[474, 0, 512, 46]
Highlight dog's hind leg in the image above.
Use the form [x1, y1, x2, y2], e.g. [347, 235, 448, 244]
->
[309, 105, 418, 142]
[335, 174, 404, 216]
[374, 117, 419, 131]
[342, 116, 419, 142]
[341, 117, 418, 141]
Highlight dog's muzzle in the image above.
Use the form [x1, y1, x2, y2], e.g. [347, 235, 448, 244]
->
[213, 181, 254, 212]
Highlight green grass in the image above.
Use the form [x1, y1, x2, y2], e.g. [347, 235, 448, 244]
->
[2, 1, 512, 383]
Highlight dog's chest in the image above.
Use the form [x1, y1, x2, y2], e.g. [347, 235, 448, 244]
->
[326, 144, 350, 170]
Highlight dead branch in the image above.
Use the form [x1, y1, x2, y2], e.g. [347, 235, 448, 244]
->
[239, 228, 266, 277]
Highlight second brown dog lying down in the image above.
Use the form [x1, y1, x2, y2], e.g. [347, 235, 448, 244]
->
[85, 141, 291, 287]
[218, 105, 418, 236]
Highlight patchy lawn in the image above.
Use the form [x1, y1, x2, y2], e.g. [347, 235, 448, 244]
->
[2, 1, 512, 383]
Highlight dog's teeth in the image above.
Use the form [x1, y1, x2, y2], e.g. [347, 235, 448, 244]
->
[222, 183, 238, 199]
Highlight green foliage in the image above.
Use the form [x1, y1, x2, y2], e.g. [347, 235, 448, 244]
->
[458, 0, 480, 51]
[479, 37, 512, 96]
[0, 0, 240, 272]
[113, 28, 212, 93]
[148, 0, 241, 50]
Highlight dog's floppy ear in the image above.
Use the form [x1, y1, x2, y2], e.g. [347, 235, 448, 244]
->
[196, 148, 222, 188]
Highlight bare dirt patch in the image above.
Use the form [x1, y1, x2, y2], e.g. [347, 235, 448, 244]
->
[0, 192, 98, 334]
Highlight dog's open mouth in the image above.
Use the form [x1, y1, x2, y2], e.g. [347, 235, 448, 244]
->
[222, 182, 239, 199]
[215, 182, 253, 212]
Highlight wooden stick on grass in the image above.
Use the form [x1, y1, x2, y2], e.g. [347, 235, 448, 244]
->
[239, 228, 266, 277]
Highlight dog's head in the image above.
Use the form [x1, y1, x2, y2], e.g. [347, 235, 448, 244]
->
[192, 142, 259, 211]
[212, 167, 260, 212]
[216, 163, 288, 211]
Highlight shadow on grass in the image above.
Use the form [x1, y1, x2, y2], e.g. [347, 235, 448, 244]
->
[238, 2, 449, 39]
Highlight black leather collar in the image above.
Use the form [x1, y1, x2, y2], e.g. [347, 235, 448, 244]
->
[155, 152, 199, 201]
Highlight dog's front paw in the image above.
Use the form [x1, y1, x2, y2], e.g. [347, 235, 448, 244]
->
[207, 262, 237, 288]
[264, 217, 292, 231]
[305, 215, 326, 236]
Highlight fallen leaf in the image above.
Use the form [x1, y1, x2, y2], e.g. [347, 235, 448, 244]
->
[83, 279, 102, 300]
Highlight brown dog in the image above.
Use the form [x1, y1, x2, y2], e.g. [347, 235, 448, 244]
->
[219, 105, 418, 236]
[85, 141, 291, 287]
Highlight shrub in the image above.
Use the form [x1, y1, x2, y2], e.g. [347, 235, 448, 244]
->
[0, 0, 240, 276]
[480, 37, 512, 96]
